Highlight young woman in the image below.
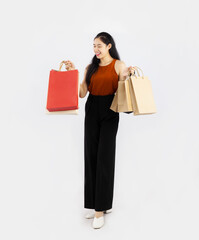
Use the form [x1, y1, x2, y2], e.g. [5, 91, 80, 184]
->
[63, 32, 136, 229]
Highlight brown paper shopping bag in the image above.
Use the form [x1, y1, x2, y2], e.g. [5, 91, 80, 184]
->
[110, 78, 133, 113]
[128, 66, 157, 115]
[110, 66, 157, 115]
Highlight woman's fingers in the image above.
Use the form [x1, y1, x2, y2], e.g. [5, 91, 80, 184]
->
[122, 66, 137, 76]
[128, 66, 136, 74]
[121, 68, 130, 78]
[61, 60, 75, 70]
[62, 60, 71, 65]
[128, 66, 136, 70]
[66, 60, 75, 68]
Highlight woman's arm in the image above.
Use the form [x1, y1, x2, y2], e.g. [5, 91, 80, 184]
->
[119, 61, 136, 81]
[79, 65, 89, 98]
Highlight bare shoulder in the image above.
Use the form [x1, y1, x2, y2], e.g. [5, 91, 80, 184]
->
[115, 60, 126, 75]
[116, 60, 126, 67]
[85, 64, 90, 70]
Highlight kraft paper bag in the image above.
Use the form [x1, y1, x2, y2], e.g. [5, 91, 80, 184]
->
[110, 78, 133, 113]
[128, 66, 157, 115]
[45, 109, 78, 115]
[110, 66, 157, 115]
[110, 79, 134, 113]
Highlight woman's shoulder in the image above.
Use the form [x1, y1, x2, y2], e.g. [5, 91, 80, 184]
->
[114, 59, 127, 75]
[115, 59, 126, 67]
[85, 64, 90, 70]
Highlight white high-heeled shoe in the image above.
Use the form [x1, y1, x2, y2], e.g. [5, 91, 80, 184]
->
[84, 208, 112, 219]
[92, 215, 104, 229]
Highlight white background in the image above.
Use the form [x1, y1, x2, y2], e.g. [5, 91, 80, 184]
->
[1, 0, 199, 239]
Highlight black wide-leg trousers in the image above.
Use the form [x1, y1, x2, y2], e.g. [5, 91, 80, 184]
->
[84, 93, 119, 211]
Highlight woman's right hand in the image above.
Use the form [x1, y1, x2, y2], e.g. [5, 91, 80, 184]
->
[61, 60, 76, 71]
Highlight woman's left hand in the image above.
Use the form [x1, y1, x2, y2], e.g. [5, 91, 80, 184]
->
[128, 66, 136, 75]
[122, 66, 137, 78]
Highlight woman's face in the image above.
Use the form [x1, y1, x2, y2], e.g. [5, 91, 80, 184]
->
[93, 38, 111, 59]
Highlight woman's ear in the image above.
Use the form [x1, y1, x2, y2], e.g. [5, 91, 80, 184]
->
[108, 43, 112, 50]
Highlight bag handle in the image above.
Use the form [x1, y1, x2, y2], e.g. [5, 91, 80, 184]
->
[59, 61, 67, 71]
[135, 66, 144, 77]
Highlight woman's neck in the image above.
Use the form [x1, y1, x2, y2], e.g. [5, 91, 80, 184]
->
[99, 56, 114, 66]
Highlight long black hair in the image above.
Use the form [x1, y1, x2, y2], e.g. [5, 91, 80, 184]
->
[85, 32, 121, 88]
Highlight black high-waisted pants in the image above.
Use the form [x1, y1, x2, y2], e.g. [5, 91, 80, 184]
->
[84, 93, 120, 211]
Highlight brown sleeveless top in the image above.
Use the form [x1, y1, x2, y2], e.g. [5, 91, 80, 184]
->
[88, 58, 119, 95]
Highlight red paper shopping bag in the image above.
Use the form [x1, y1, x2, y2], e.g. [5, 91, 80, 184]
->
[46, 62, 79, 112]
